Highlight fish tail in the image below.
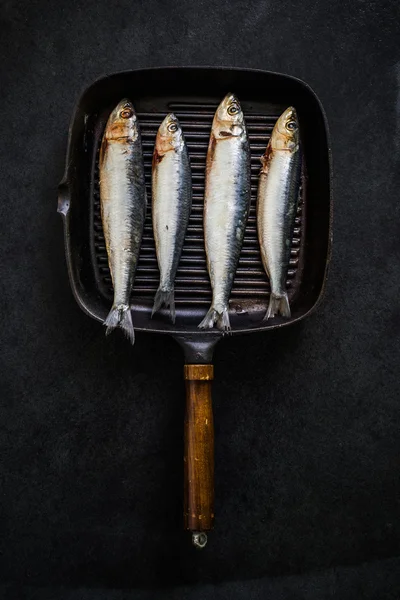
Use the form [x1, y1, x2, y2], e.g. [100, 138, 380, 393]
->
[264, 292, 291, 321]
[151, 287, 176, 324]
[217, 309, 231, 333]
[104, 305, 135, 344]
[198, 307, 231, 332]
[198, 307, 219, 330]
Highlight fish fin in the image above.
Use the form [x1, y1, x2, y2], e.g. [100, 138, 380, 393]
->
[104, 305, 135, 344]
[264, 293, 291, 321]
[217, 309, 231, 333]
[198, 307, 231, 331]
[151, 287, 176, 324]
[198, 307, 219, 330]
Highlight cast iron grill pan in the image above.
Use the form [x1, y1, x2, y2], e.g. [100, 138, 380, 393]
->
[59, 67, 332, 547]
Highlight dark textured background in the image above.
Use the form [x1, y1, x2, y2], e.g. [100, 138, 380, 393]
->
[1, 0, 400, 597]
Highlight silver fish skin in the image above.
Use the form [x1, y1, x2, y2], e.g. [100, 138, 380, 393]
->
[99, 98, 147, 344]
[152, 113, 192, 323]
[257, 106, 301, 320]
[199, 93, 251, 331]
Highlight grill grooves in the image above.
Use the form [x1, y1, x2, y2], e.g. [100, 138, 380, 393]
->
[92, 103, 304, 307]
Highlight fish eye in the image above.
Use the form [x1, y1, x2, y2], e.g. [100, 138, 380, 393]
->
[168, 122, 178, 133]
[286, 120, 297, 131]
[227, 103, 240, 116]
[120, 108, 133, 119]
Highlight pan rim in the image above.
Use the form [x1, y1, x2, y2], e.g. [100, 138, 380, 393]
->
[58, 66, 333, 338]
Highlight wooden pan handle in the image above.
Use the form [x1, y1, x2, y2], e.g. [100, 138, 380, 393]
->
[183, 364, 214, 548]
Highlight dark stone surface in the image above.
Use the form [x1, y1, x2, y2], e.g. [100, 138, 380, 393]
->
[1, 0, 399, 596]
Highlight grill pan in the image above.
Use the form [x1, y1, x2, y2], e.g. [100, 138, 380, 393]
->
[58, 67, 332, 548]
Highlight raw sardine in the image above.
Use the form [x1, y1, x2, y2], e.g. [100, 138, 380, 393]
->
[99, 99, 146, 344]
[257, 106, 301, 320]
[199, 93, 251, 331]
[152, 114, 192, 323]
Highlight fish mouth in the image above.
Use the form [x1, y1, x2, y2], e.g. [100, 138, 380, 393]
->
[118, 98, 134, 111]
[113, 98, 136, 121]
[165, 112, 178, 123]
[159, 112, 180, 137]
[222, 92, 239, 106]
[218, 92, 243, 123]
[282, 106, 297, 121]
[274, 106, 298, 140]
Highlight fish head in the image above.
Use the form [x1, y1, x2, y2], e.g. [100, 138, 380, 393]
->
[270, 107, 299, 151]
[155, 113, 184, 155]
[104, 99, 138, 141]
[213, 93, 246, 139]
